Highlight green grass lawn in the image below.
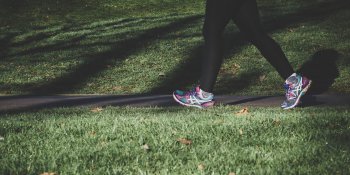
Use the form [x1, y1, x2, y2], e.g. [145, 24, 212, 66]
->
[0, 0, 349, 95]
[1, 106, 349, 174]
[1, 0, 350, 174]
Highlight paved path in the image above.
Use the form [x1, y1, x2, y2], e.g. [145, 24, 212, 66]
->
[0, 94, 349, 113]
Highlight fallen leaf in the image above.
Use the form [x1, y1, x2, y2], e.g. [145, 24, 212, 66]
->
[177, 138, 192, 145]
[91, 107, 103, 112]
[273, 119, 281, 126]
[236, 107, 249, 115]
[214, 119, 225, 124]
[198, 164, 205, 171]
[229, 172, 236, 175]
[259, 75, 266, 82]
[100, 141, 108, 146]
[112, 86, 123, 91]
[89, 131, 96, 136]
[141, 144, 150, 151]
[40, 172, 57, 175]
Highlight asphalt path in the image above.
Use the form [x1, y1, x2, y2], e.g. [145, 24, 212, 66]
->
[0, 94, 349, 114]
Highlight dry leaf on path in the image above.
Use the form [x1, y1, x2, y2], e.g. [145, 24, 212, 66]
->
[91, 107, 103, 112]
[177, 138, 192, 145]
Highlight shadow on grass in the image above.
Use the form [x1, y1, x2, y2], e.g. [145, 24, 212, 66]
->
[1, 0, 349, 96]
[3, 18, 140, 59]
[148, 0, 349, 94]
[24, 15, 202, 94]
[0, 33, 17, 59]
[295, 49, 341, 107]
[148, 45, 203, 94]
[298, 49, 340, 95]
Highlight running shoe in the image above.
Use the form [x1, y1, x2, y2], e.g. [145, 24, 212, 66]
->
[173, 86, 215, 109]
[281, 73, 312, 109]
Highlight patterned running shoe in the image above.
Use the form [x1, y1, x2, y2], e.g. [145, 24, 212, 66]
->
[173, 86, 215, 109]
[281, 73, 312, 110]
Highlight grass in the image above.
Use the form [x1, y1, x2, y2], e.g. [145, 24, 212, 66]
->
[1, 106, 349, 174]
[0, 0, 349, 95]
[1, 0, 350, 174]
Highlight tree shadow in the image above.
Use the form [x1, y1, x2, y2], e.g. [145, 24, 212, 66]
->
[1, 25, 86, 60]
[4, 16, 181, 61]
[4, 18, 139, 59]
[261, 0, 350, 30]
[148, 45, 203, 94]
[2, 0, 349, 95]
[26, 15, 202, 94]
[0, 33, 17, 59]
[10, 25, 73, 48]
[298, 49, 340, 95]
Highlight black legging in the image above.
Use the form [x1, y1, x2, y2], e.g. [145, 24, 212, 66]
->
[200, 0, 294, 92]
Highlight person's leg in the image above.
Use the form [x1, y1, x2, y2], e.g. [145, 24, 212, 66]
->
[199, 0, 232, 92]
[232, 0, 312, 109]
[172, 0, 234, 108]
[232, 0, 294, 79]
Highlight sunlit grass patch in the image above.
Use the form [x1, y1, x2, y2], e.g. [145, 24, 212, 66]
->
[0, 106, 349, 174]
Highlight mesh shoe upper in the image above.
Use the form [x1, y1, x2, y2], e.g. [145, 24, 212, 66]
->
[173, 86, 214, 108]
[281, 73, 311, 109]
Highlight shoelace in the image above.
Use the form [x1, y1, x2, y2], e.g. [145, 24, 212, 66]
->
[185, 88, 197, 96]
[284, 83, 296, 100]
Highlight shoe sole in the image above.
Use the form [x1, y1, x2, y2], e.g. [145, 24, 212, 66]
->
[172, 93, 214, 109]
[283, 80, 312, 110]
